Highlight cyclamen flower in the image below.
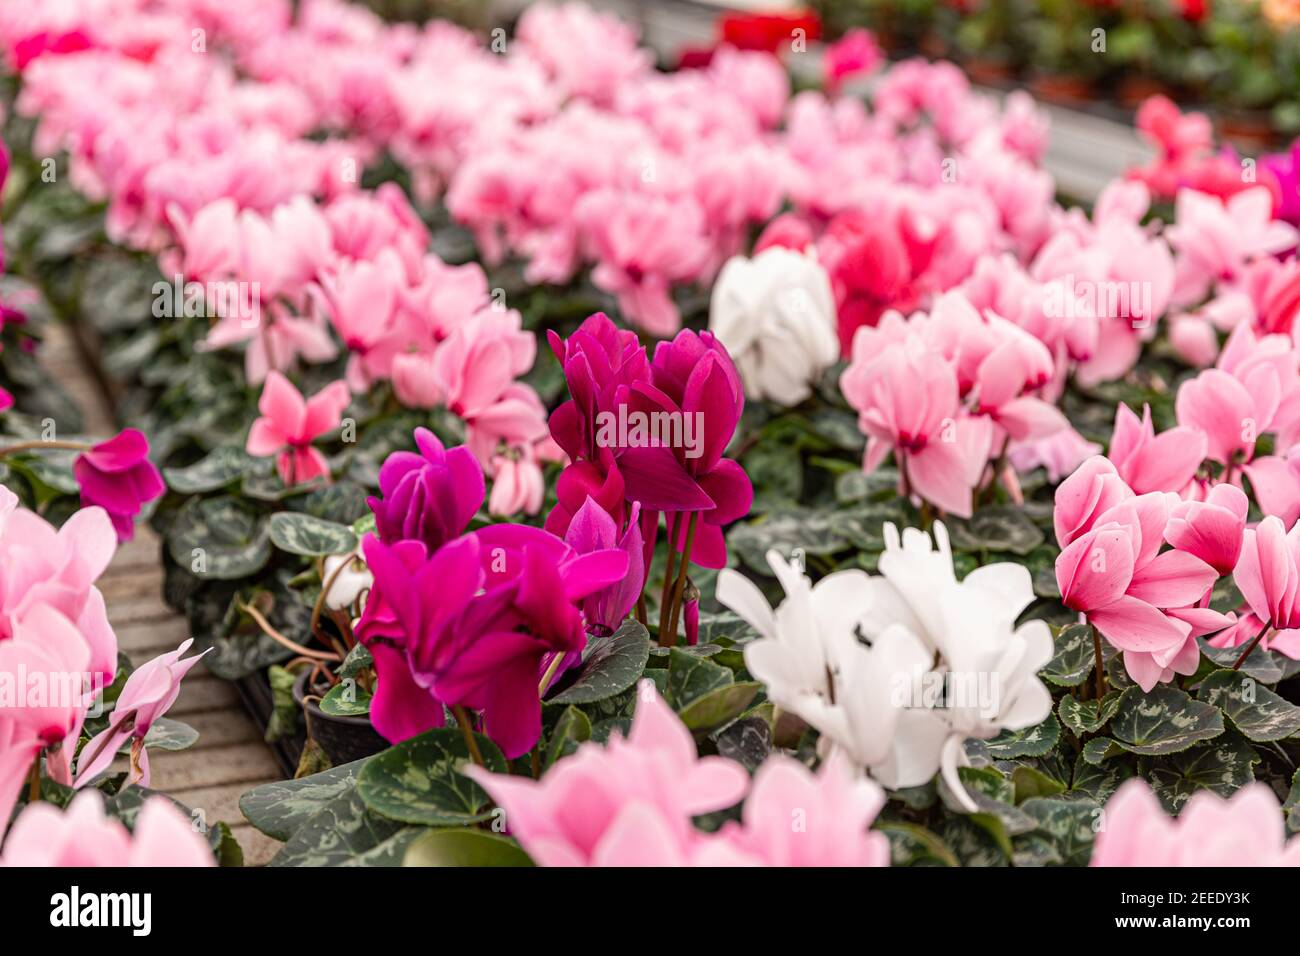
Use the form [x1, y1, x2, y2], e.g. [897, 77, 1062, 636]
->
[468, 684, 888, 867]
[708, 245, 839, 406]
[74, 428, 166, 542]
[74, 640, 209, 790]
[1234, 516, 1300, 636]
[1165, 483, 1248, 577]
[563, 497, 644, 635]
[822, 29, 882, 96]
[841, 338, 993, 519]
[0, 790, 213, 867]
[1108, 403, 1206, 495]
[1090, 780, 1300, 867]
[366, 427, 484, 552]
[246, 371, 350, 486]
[720, 524, 1053, 810]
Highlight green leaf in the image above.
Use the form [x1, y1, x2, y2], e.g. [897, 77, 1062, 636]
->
[319, 678, 373, 717]
[985, 715, 1060, 759]
[1197, 669, 1300, 742]
[1198, 637, 1287, 683]
[338, 643, 374, 680]
[356, 728, 506, 826]
[269, 511, 358, 557]
[141, 717, 199, 752]
[1283, 769, 1300, 834]
[711, 714, 772, 771]
[666, 646, 734, 708]
[946, 507, 1044, 556]
[676, 682, 762, 735]
[268, 789, 405, 867]
[1040, 624, 1096, 687]
[1020, 797, 1101, 867]
[726, 509, 853, 574]
[1070, 752, 1134, 802]
[1094, 685, 1225, 757]
[163, 446, 251, 494]
[166, 495, 271, 580]
[403, 829, 534, 867]
[1058, 692, 1121, 736]
[549, 620, 650, 706]
[544, 705, 592, 768]
[1144, 733, 1260, 813]
[878, 821, 959, 867]
[239, 758, 371, 840]
[1011, 765, 1066, 803]
[337, 827, 431, 867]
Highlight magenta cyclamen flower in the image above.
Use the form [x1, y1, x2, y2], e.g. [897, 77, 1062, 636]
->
[563, 497, 644, 635]
[246, 371, 350, 486]
[619, 329, 753, 568]
[73, 428, 165, 542]
[367, 427, 484, 552]
[360, 523, 629, 758]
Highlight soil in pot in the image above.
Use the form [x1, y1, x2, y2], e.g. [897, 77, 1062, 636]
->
[293, 669, 390, 766]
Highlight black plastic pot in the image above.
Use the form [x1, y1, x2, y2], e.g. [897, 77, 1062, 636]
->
[292, 670, 389, 766]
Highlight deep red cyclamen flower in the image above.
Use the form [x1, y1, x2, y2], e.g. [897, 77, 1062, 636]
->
[74, 428, 165, 542]
[719, 12, 821, 54]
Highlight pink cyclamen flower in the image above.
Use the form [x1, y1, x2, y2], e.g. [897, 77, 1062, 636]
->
[823, 29, 882, 96]
[1164, 483, 1248, 577]
[74, 639, 209, 790]
[841, 339, 993, 519]
[74, 428, 165, 542]
[0, 603, 93, 840]
[1234, 516, 1300, 634]
[1090, 779, 1300, 866]
[709, 752, 890, 867]
[1055, 485, 1218, 690]
[246, 371, 350, 486]
[1052, 455, 1134, 548]
[465, 683, 750, 866]
[0, 790, 213, 867]
[1108, 403, 1206, 495]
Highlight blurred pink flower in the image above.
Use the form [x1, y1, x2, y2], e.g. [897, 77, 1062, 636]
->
[246, 371, 350, 486]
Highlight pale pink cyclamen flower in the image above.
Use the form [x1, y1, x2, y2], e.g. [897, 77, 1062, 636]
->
[1108, 403, 1206, 495]
[840, 338, 993, 518]
[1234, 516, 1300, 640]
[74, 639, 209, 790]
[465, 383, 563, 516]
[1090, 779, 1300, 866]
[0, 790, 214, 867]
[1166, 187, 1299, 306]
[468, 684, 888, 866]
[246, 371, 350, 486]
[465, 683, 749, 866]
[1164, 483, 1248, 577]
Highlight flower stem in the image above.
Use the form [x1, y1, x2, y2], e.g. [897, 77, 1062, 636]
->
[1232, 620, 1273, 671]
[0, 439, 92, 457]
[238, 597, 339, 662]
[664, 512, 699, 648]
[1091, 624, 1106, 700]
[537, 651, 566, 698]
[452, 705, 486, 768]
[27, 756, 40, 803]
[658, 512, 682, 644]
[635, 593, 647, 628]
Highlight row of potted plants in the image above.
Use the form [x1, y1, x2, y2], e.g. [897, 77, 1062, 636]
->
[812, 0, 1300, 145]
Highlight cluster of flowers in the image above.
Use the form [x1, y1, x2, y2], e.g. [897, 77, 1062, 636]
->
[0, 0, 560, 514]
[0, 485, 202, 850]
[350, 312, 749, 760]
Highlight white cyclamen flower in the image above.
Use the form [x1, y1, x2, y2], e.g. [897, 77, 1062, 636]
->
[322, 551, 373, 611]
[718, 523, 1055, 811]
[708, 246, 839, 406]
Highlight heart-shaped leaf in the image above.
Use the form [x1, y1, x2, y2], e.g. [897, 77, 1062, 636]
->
[269, 512, 358, 557]
[357, 728, 506, 826]
[1196, 669, 1300, 742]
[549, 620, 650, 705]
[1091, 685, 1224, 757]
[1041, 624, 1096, 687]
[1058, 692, 1121, 736]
